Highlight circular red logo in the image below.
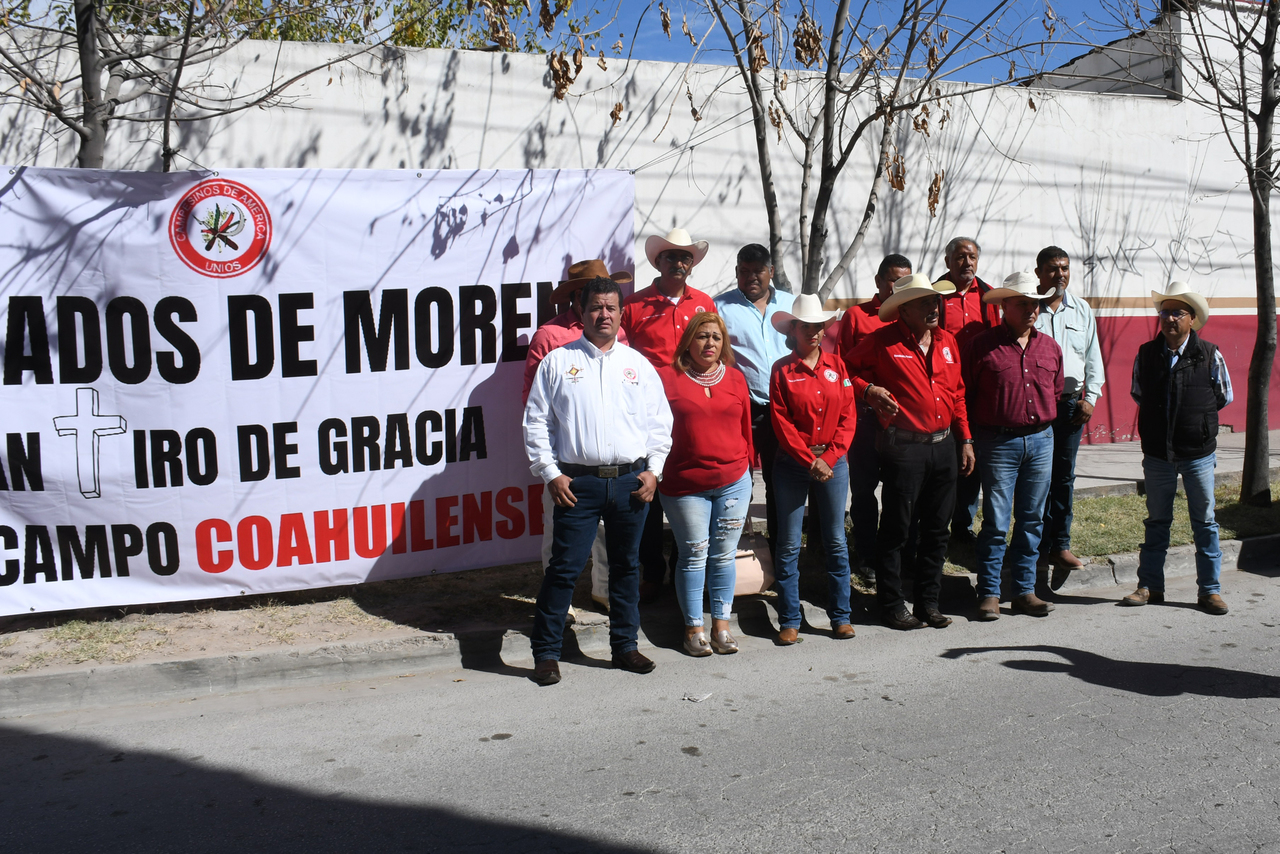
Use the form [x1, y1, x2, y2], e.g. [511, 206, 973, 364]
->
[169, 179, 271, 278]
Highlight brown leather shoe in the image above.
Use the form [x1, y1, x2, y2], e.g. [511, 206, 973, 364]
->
[1047, 549, 1085, 569]
[832, 624, 856, 640]
[1198, 593, 1229, 615]
[1120, 587, 1164, 606]
[611, 649, 656, 673]
[532, 659, 561, 686]
[884, 608, 925, 630]
[977, 596, 1001, 621]
[1011, 593, 1052, 617]
[777, 627, 800, 645]
[914, 608, 953, 629]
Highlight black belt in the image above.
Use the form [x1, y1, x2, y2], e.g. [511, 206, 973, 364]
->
[884, 426, 950, 445]
[974, 423, 1051, 438]
[1059, 391, 1083, 402]
[558, 458, 646, 478]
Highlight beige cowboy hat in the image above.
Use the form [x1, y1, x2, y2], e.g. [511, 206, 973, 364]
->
[550, 259, 634, 306]
[982, 270, 1042, 303]
[644, 227, 709, 268]
[1152, 281, 1210, 330]
[878, 272, 956, 321]
[770, 293, 842, 334]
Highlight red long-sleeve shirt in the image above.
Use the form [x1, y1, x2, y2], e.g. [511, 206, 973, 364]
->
[657, 366, 754, 497]
[938, 278, 1000, 354]
[769, 351, 858, 468]
[836, 295, 889, 369]
[620, 283, 717, 369]
[846, 321, 971, 440]
[962, 324, 1064, 430]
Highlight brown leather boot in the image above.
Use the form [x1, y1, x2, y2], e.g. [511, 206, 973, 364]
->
[777, 627, 800, 645]
[1121, 587, 1165, 606]
[1198, 593, 1229, 615]
[977, 596, 1001, 621]
[1011, 593, 1052, 617]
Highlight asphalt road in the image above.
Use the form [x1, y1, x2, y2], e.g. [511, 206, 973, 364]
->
[3, 569, 1279, 854]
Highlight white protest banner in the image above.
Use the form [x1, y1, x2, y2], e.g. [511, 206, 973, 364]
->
[0, 167, 634, 616]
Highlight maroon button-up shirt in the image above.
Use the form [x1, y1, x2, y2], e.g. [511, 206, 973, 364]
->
[962, 324, 1064, 430]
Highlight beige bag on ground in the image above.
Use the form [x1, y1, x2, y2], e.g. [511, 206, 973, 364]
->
[733, 513, 774, 596]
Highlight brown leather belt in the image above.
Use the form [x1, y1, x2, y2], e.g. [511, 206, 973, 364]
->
[809, 444, 829, 455]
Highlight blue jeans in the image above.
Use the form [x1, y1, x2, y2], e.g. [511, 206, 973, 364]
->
[975, 429, 1053, 598]
[1138, 453, 1221, 595]
[773, 453, 852, 628]
[1042, 397, 1084, 553]
[532, 472, 648, 661]
[665, 470, 753, 627]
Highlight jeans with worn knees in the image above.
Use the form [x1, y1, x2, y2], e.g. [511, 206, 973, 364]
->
[772, 453, 852, 628]
[665, 470, 753, 627]
[1042, 397, 1084, 553]
[532, 472, 648, 661]
[1138, 453, 1221, 595]
[975, 429, 1053, 599]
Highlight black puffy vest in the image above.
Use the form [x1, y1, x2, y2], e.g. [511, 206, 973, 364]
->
[1135, 330, 1226, 462]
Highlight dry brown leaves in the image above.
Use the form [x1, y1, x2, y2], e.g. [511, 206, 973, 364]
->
[794, 10, 823, 68]
[887, 150, 906, 192]
[660, 1, 671, 38]
[746, 17, 768, 72]
[928, 170, 944, 217]
[610, 102, 624, 125]
[687, 87, 702, 121]
[682, 13, 697, 46]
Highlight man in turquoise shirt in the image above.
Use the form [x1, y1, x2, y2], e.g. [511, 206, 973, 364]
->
[714, 244, 794, 555]
[1034, 246, 1106, 585]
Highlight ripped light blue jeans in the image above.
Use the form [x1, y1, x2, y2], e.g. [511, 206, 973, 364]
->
[664, 469, 753, 627]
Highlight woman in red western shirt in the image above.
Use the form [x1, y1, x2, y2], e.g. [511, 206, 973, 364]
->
[768, 294, 858, 644]
[659, 313, 754, 657]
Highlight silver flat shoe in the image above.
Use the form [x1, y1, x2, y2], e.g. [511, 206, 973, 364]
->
[708, 629, 739, 655]
[683, 631, 712, 657]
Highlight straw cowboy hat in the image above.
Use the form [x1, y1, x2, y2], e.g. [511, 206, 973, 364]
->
[1152, 281, 1210, 330]
[770, 292, 842, 334]
[644, 227, 709, 269]
[550, 259, 634, 306]
[982, 270, 1042, 303]
[878, 273, 956, 321]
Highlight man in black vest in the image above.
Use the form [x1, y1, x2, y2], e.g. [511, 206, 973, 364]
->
[1124, 282, 1233, 615]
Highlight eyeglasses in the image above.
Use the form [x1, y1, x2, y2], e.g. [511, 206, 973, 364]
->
[1158, 309, 1191, 320]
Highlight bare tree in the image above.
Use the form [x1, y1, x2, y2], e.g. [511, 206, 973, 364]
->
[662, 0, 1062, 297]
[0, 0, 606, 170]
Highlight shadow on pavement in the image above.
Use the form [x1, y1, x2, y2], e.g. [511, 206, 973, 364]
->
[939, 644, 1280, 699]
[0, 726, 653, 854]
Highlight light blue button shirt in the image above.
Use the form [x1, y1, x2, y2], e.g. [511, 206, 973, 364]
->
[1035, 289, 1106, 404]
[714, 286, 795, 405]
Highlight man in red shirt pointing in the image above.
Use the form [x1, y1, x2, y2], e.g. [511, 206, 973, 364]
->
[622, 228, 718, 602]
[848, 273, 975, 630]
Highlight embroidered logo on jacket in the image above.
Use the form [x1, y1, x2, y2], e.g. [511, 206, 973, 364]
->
[823, 369, 839, 382]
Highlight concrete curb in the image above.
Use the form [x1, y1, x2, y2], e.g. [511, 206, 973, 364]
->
[1073, 464, 1280, 500]
[2, 534, 1276, 718]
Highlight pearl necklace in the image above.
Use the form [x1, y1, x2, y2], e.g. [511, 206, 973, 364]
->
[685, 362, 725, 397]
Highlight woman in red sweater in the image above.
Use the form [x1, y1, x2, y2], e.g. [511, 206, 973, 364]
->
[659, 313, 755, 656]
[769, 294, 858, 644]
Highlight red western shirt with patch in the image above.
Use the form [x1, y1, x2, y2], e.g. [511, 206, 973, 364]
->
[846, 320, 971, 440]
[937, 277, 1000, 354]
[836, 295, 889, 370]
[769, 351, 858, 468]
[962, 324, 1064, 430]
[656, 365, 754, 497]
[620, 283, 717, 369]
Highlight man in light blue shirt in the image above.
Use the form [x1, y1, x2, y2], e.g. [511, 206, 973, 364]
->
[714, 244, 794, 555]
[1033, 246, 1105, 584]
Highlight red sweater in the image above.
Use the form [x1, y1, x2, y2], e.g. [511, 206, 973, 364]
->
[657, 365, 754, 497]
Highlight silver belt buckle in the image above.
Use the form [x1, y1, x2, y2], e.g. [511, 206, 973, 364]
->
[598, 465, 620, 478]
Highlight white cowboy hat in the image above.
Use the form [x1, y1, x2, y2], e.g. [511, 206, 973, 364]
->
[878, 273, 956, 321]
[644, 228, 709, 268]
[770, 293, 842, 334]
[982, 270, 1042, 303]
[1151, 281, 1210, 330]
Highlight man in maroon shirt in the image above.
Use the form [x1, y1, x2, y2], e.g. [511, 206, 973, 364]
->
[850, 274, 975, 630]
[936, 236, 1000, 545]
[838, 254, 912, 574]
[962, 272, 1064, 620]
[623, 228, 717, 602]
